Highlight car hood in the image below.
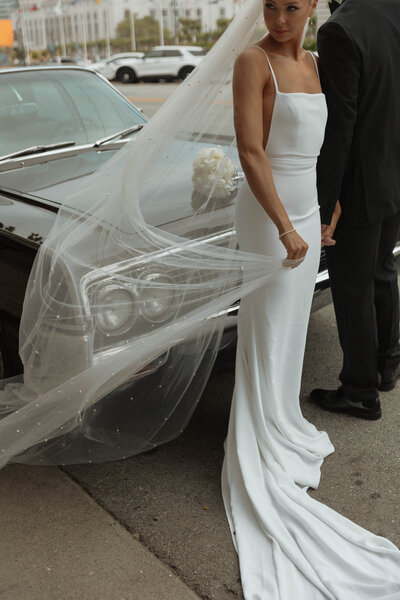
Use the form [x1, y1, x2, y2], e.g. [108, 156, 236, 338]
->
[0, 135, 240, 241]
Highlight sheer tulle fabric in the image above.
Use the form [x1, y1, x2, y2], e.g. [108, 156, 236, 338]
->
[0, 0, 290, 467]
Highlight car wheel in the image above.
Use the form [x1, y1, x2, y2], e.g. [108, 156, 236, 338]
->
[0, 317, 23, 379]
[116, 67, 137, 84]
[179, 66, 194, 80]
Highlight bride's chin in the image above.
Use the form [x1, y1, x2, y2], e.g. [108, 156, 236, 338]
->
[269, 31, 293, 43]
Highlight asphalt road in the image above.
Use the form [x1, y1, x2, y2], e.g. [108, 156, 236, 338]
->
[60, 82, 400, 599]
[114, 81, 180, 119]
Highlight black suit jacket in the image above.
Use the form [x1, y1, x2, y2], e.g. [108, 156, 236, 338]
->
[317, 0, 400, 225]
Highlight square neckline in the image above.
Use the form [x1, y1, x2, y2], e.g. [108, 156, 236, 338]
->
[254, 46, 325, 97]
[277, 90, 324, 96]
[277, 90, 325, 97]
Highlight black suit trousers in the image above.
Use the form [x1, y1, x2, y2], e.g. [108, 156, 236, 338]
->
[326, 211, 400, 402]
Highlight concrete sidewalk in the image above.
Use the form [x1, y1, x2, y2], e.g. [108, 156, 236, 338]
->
[0, 464, 201, 600]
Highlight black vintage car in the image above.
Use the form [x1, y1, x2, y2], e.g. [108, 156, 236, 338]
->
[0, 66, 358, 387]
[6, 66, 399, 465]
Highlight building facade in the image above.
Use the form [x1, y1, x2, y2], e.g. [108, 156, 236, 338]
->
[0, 0, 17, 19]
[15, 0, 238, 53]
[14, 0, 331, 54]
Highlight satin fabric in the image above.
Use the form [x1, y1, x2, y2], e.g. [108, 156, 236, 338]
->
[222, 49, 400, 599]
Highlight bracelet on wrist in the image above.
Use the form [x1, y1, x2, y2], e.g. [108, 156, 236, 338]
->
[279, 228, 296, 240]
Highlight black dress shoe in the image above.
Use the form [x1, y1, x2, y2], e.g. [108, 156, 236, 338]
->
[309, 388, 382, 420]
[379, 365, 400, 392]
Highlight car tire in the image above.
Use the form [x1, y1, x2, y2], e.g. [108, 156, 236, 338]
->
[179, 66, 194, 80]
[0, 317, 23, 379]
[116, 67, 138, 84]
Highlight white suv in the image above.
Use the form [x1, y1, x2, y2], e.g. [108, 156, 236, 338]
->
[91, 53, 145, 81]
[115, 46, 206, 84]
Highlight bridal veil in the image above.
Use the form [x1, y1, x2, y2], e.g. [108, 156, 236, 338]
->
[0, 0, 286, 467]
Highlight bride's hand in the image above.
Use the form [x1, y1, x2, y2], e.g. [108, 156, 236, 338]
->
[279, 230, 309, 262]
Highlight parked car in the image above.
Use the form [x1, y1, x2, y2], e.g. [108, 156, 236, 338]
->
[90, 52, 145, 81]
[53, 56, 92, 66]
[115, 45, 206, 83]
[0, 67, 338, 383]
[0, 64, 250, 464]
[0, 66, 147, 378]
[3, 64, 390, 464]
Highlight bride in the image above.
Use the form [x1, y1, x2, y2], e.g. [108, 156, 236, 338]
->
[221, 0, 400, 598]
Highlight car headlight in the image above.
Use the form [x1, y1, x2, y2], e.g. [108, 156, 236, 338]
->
[140, 272, 177, 323]
[96, 284, 140, 335]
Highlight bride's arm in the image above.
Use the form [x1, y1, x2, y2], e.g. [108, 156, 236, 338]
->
[233, 49, 308, 261]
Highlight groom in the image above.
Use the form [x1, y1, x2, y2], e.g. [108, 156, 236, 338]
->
[311, 0, 400, 420]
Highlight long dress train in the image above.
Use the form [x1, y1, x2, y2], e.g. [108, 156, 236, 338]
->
[221, 48, 400, 600]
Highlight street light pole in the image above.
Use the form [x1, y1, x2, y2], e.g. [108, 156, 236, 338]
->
[104, 0, 111, 57]
[79, 0, 88, 58]
[158, 2, 164, 46]
[20, 5, 30, 64]
[58, 14, 66, 56]
[130, 9, 136, 51]
[171, 0, 179, 43]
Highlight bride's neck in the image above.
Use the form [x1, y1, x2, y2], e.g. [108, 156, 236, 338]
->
[262, 34, 305, 60]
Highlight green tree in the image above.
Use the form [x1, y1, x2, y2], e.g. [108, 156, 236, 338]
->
[214, 18, 232, 37]
[116, 14, 170, 51]
[303, 15, 317, 51]
[198, 17, 233, 49]
[116, 16, 130, 39]
[178, 17, 201, 44]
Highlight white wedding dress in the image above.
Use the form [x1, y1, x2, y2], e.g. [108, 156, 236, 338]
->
[221, 48, 400, 600]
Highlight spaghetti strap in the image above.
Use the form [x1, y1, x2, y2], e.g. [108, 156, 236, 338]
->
[308, 50, 321, 82]
[254, 45, 279, 92]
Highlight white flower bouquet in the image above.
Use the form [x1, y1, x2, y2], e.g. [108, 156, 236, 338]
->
[191, 146, 238, 200]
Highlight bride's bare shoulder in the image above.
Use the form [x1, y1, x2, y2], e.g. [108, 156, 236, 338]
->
[234, 46, 270, 83]
[235, 46, 268, 65]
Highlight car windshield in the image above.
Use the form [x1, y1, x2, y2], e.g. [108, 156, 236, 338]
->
[0, 69, 146, 157]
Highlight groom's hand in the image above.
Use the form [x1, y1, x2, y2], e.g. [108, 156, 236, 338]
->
[321, 224, 336, 247]
[321, 200, 341, 247]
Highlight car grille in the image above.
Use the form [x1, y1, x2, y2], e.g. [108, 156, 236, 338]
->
[318, 248, 328, 273]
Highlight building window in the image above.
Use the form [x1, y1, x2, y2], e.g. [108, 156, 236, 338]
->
[219, 7, 225, 16]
